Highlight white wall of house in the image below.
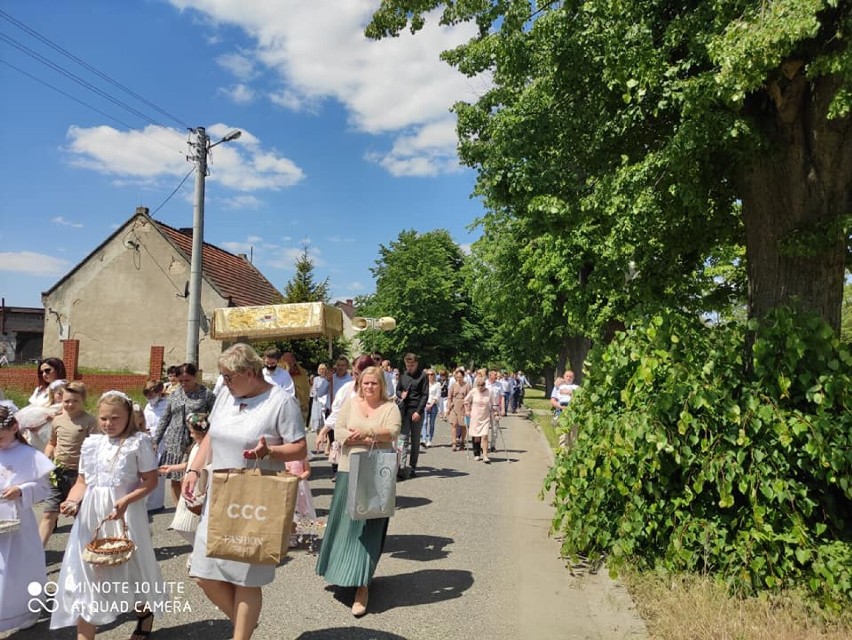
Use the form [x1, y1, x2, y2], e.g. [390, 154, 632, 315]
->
[42, 215, 226, 379]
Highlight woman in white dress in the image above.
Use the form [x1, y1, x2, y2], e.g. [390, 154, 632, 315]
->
[28, 357, 67, 408]
[142, 379, 168, 511]
[309, 363, 329, 433]
[0, 405, 55, 633]
[182, 343, 307, 640]
[50, 390, 164, 640]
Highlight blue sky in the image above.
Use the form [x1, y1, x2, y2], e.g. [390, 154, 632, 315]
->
[0, 0, 489, 308]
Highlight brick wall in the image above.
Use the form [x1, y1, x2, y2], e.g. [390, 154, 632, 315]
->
[0, 345, 165, 399]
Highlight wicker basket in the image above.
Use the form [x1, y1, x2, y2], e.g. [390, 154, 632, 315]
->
[82, 516, 136, 566]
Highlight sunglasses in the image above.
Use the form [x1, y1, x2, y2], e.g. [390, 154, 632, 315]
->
[41, 367, 54, 374]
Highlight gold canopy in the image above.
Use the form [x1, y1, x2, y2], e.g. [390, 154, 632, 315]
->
[210, 302, 344, 340]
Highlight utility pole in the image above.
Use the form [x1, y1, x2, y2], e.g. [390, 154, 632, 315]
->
[185, 126, 208, 366]
[185, 126, 241, 366]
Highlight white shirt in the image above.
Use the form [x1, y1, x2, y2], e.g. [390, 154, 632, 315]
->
[263, 366, 295, 396]
[144, 397, 168, 441]
[384, 371, 395, 399]
[325, 380, 356, 429]
[330, 373, 352, 404]
[551, 381, 579, 405]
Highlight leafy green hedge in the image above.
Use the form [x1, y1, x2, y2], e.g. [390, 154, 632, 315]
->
[544, 309, 852, 607]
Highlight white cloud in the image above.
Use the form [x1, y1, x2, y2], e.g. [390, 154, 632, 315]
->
[268, 89, 311, 112]
[52, 216, 84, 228]
[219, 83, 255, 104]
[221, 195, 262, 209]
[0, 251, 70, 276]
[265, 244, 324, 270]
[216, 51, 258, 78]
[63, 123, 304, 191]
[366, 118, 462, 176]
[168, 1, 489, 176]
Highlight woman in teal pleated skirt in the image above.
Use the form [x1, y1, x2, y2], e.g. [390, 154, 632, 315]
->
[316, 364, 401, 617]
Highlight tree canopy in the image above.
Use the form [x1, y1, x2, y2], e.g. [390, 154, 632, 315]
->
[356, 228, 491, 367]
[369, 0, 851, 337]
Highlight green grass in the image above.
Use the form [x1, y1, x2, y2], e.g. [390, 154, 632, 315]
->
[2, 387, 146, 414]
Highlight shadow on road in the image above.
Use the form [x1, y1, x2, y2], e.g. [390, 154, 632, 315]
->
[296, 628, 407, 640]
[326, 568, 473, 614]
[8, 611, 232, 640]
[418, 467, 469, 479]
[395, 495, 432, 510]
[155, 543, 192, 562]
[383, 534, 452, 562]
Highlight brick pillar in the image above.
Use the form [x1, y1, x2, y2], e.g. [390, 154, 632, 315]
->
[62, 339, 80, 380]
[149, 346, 165, 381]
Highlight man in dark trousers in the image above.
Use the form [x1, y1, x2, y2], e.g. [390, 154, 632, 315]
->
[396, 352, 429, 479]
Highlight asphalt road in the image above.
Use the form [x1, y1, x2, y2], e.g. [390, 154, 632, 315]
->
[12, 412, 646, 640]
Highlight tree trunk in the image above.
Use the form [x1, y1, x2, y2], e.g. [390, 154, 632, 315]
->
[737, 67, 850, 333]
[565, 334, 592, 384]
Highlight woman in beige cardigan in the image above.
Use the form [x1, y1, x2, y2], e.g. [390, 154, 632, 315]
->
[315, 365, 401, 617]
[447, 368, 471, 451]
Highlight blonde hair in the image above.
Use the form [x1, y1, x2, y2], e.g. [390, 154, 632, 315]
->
[218, 343, 264, 376]
[97, 390, 134, 438]
[132, 403, 147, 433]
[48, 379, 68, 404]
[64, 380, 87, 400]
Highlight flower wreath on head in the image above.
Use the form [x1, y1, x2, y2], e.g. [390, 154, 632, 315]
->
[186, 412, 209, 433]
[100, 389, 133, 404]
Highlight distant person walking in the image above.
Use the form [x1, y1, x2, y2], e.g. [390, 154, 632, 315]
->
[447, 369, 471, 451]
[309, 363, 330, 434]
[156, 363, 215, 504]
[395, 353, 428, 479]
[465, 374, 495, 463]
[421, 369, 441, 448]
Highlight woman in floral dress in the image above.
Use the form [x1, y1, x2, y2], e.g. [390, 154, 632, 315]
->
[155, 363, 215, 504]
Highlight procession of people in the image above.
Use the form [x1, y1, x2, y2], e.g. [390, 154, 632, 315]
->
[0, 350, 548, 639]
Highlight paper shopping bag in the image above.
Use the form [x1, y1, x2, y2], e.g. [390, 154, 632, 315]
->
[346, 449, 398, 520]
[206, 467, 299, 565]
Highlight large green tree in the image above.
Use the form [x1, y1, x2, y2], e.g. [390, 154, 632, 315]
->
[369, 0, 851, 335]
[357, 229, 490, 367]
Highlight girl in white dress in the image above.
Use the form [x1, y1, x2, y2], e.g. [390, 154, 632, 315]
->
[166, 412, 209, 546]
[50, 390, 164, 640]
[0, 405, 55, 632]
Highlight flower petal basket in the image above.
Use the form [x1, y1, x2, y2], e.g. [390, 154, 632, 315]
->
[82, 516, 136, 566]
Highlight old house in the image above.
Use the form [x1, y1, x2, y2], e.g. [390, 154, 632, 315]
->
[42, 206, 282, 377]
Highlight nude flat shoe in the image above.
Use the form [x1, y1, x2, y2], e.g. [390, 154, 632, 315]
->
[352, 586, 369, 617]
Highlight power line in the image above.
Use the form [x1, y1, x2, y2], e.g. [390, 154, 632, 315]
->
[0, 31, 168, 128]
[0, 8, 190, 130]
[0, 58, 138, 131]
[151, 168, 195, 216]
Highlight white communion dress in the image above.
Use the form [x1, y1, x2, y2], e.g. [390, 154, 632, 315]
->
[50, 432, 166, 629]
[0, 440, 54, 632]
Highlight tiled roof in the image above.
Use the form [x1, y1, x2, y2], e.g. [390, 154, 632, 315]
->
[155, 221, 282, 307]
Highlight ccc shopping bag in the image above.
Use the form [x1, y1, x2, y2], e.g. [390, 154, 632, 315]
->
[206, 467, 299, 565]
[346, 449, 398, 520]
